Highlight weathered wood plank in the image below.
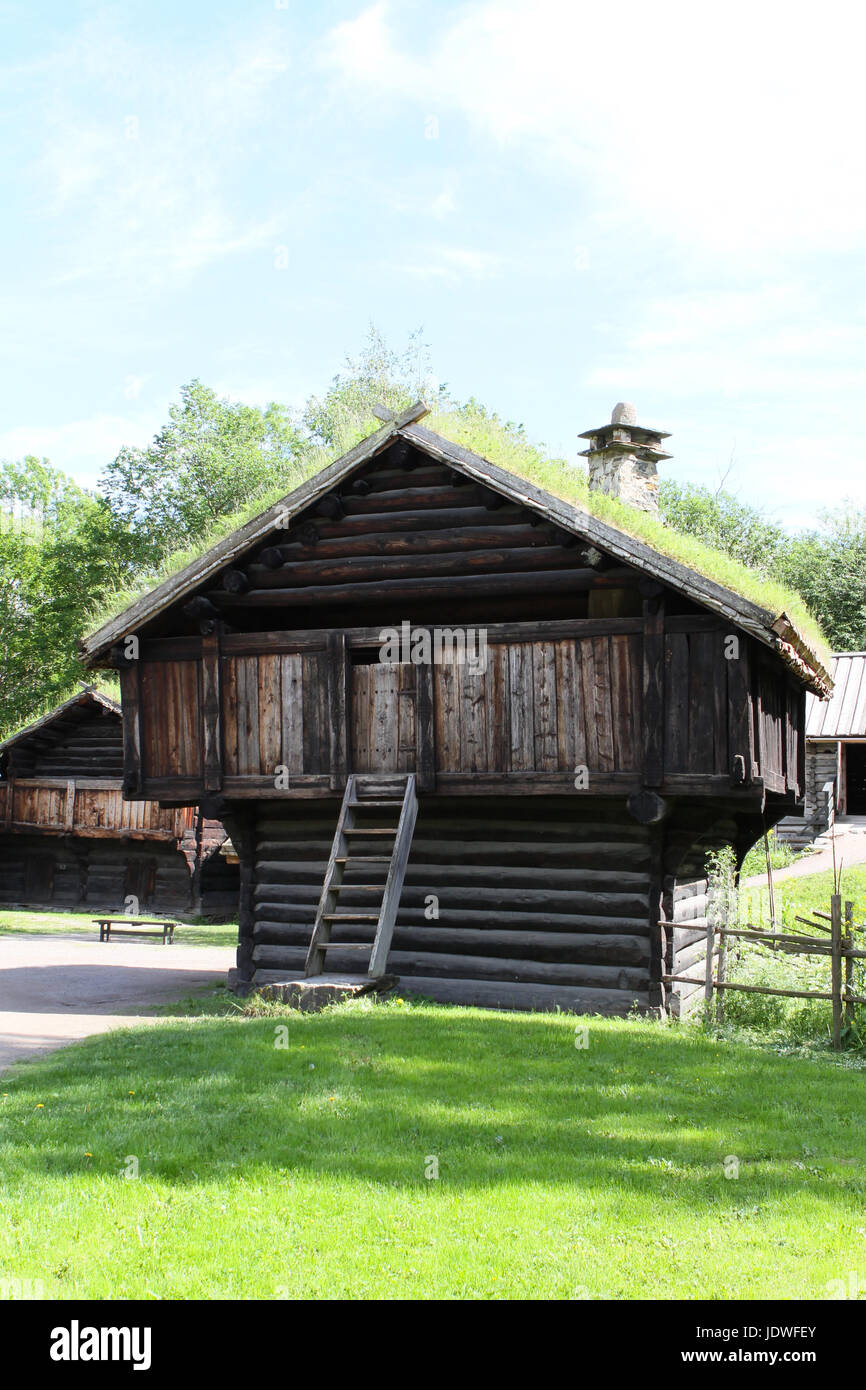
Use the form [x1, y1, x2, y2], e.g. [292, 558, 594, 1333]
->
[200, 629, 223, 792]
[643, 597, 665, 786]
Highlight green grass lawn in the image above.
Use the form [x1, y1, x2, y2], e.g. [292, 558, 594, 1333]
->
[740, 863, 866, 926]
[0, 909, 237, 948]
[1, 996, 864, 1300]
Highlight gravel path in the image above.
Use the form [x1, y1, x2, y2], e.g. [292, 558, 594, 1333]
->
[0, 934, 234, 1073]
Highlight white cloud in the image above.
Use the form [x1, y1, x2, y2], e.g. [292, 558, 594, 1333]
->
[401, 245, 505, 281]
[32, 19, 293, 288]
[323, 0, 866, 259]
[0, 411, 161, 485]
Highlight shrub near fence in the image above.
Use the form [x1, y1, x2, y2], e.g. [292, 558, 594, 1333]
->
[715, 890, 864, 1049]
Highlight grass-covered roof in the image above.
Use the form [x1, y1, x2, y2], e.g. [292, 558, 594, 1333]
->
[81, 403, 832, 690]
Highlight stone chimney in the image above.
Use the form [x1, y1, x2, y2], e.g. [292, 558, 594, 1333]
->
[579, 402, 671, 513]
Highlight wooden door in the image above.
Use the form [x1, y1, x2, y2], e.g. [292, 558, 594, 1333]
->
[350, 657, 417, 773]
[24, 852, 55, 903]
[124, 857, 157, 910]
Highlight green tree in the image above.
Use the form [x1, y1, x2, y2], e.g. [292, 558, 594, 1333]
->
[0, 459, 129, 734]
[659, 479, 785, 576]
[777, 506, 866, 650]
[99, 380, 306, 569]
[303, 326, 443, 452]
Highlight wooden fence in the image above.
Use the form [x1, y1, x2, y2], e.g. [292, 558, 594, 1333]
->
[665, 894, 866, 1050]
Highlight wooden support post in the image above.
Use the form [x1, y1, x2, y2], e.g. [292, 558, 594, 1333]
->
[327, 631, 348, 792]
[844, 899, 855, 1031]
[764, 828, 777, 944]
[201, 626, 223, 793]
[64, 778, 76, 831]
[716, 875, 728, 1023]
[119, 663, 143, 797]
[831, 893, 843, 1050]
[727, 638, 755, 786]
[222, 806, 255, 984]
[415, 636, 436, 792]
[641, 596, 665, 788]
[704, 919, 715, 1004]
[715, 929, 727, 1022]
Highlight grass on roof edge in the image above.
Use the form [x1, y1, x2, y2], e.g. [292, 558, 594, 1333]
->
[82, 409, 832, 673]
[0, 674, 121, 745]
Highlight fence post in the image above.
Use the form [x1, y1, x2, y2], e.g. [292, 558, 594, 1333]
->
[831, 894, 843, 1050]
[844, 900, 854, 1030]
[704, 918, 715, 1004]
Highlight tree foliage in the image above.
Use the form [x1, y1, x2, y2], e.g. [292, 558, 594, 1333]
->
[0, 459, 128, 729]
[99, 380, 306, 571]
[660, 481, 866, 651]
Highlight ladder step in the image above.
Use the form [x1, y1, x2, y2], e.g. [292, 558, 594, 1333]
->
[333, 884, 384, 892]
[350, 800, 404, 809]
[319, 942, 372, 950]
[323, 913, 379, 921]
[344, 828, 398, 836]
[335, 855, 391, 863]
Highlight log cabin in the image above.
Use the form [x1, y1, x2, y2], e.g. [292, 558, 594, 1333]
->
[0, 688, 237, 917]
[80, 401, 831, 1015]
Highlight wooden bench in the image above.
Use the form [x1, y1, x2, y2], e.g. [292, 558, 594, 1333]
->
[94, 918, 178, 944]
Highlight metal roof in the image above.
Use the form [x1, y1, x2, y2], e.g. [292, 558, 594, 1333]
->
[806, 653, 866, 738]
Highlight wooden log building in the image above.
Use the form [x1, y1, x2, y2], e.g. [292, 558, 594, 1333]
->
[776, 651, 866, 848]
[80, 401, 831, 1014]
[0, 689, 237, 916]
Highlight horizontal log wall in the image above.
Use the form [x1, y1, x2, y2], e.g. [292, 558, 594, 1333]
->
[245, 797, 655, 1015]
[0, 833, 195, 913]
[662, 817, 739, 1017]
[5, 709, 124, 778]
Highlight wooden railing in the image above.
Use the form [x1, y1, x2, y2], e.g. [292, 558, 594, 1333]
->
[0, 778, 191, 841]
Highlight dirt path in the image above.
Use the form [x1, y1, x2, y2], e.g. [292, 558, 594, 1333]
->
[0, 934, 235, 1073]
[742, 827, 866, 889]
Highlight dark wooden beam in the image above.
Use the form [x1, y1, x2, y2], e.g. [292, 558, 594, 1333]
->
[119, 663, 143, 797]
[210, 567, 637, 610]
[183, 595, 219, 620]
[200, 625, 223, 793]
[247, 547, 596, 588]
[642, 595, 665, 788]
[271, 523, 556, 562]
[221, 568, 249, 594]
[415, 640, 436, 793]
[327, 631, 348, 793]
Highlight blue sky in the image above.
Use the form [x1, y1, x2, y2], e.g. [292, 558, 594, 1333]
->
[1, 0, 864, 528]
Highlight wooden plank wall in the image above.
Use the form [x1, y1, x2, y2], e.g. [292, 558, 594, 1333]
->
[434, 634, 641, 774]
[0, 833, 195, 911]
[0, 780, 184, 838]
[139, 660, 203, 781]
[664, 628, 730, 776]
[130, 624, 804, 794]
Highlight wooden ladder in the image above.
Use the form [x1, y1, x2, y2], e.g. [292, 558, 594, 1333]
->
[304, 774, 418, 979]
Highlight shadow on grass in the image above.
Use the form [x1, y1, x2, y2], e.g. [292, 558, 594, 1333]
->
[2, 1005, 864, 1213]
